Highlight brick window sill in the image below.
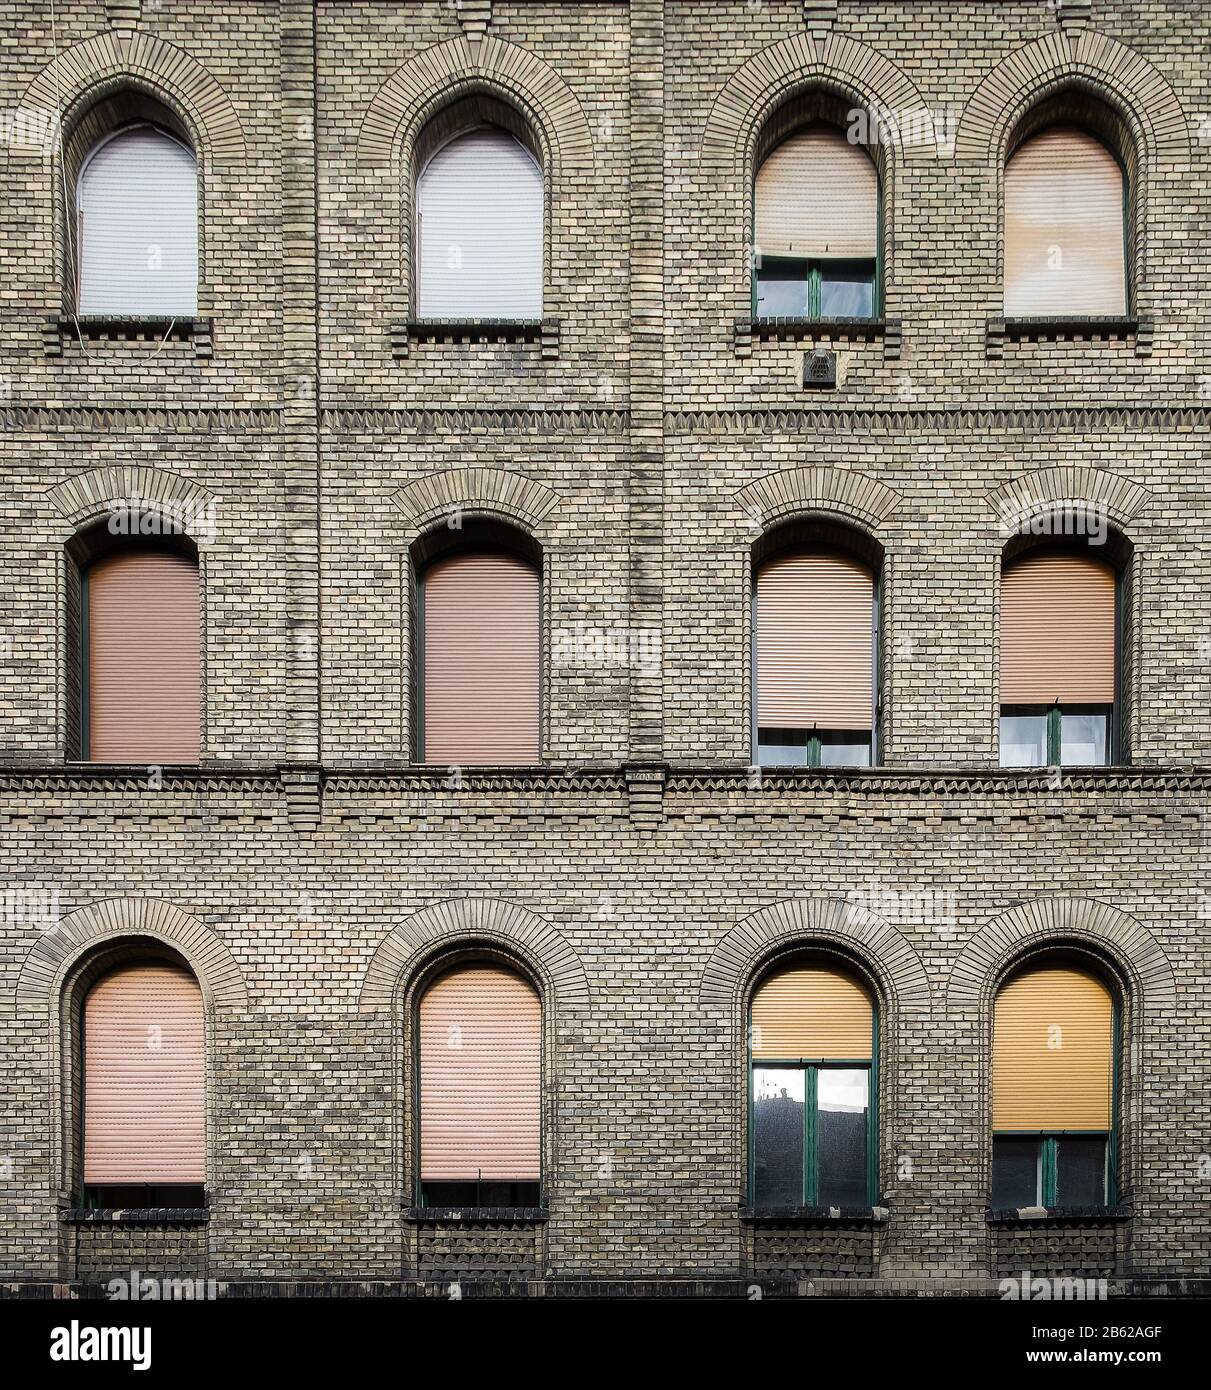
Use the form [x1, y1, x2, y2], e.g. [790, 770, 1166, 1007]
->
[986, 1206, 1130, 1224]
[986, 314, 1152, 358]
[403, 1206, 548, 1225]
[60, 1208, 210, 1225]
[740, 1205, 889, 1224]
[392, 316, 559, 359]
[47, 315, 214, 357]
[735, 315, 901, 360]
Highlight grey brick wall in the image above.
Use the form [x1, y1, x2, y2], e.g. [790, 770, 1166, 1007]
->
[0, 0, 1208, 1296]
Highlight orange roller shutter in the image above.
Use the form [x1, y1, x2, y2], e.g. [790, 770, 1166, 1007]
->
[992, 966, 1113, 1131]
[1000, 550, 1116, 705]
[755, 128, 878, 260]
[756, 550, 875, 730]
[83, 963, 205, 1185]
[86, 549, 200, 762]
[751, 966, 873, 1060]
[1004, 126, 1126, 316]
[419, 965, 541, 1183]
[422, 549, 540, 764]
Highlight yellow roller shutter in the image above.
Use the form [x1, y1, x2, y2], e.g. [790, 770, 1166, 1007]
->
[751, 965, 873, 1060]
[992, 965, 1113, 1131]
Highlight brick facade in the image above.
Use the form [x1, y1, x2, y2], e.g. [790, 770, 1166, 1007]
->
[1, 0, 1209, 1297]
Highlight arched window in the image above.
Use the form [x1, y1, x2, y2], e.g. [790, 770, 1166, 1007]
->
[1004, 124, 1126, 317]
[415, 523, 541, 765]
[67, 528, 201, 764]
[991, 960, 1116, 1211]
[415, 125, 543, 320]
[753, 124, 878, 320]
[417, 962, 542, 1208]
[753, 524, 880, 767]
[76, 123, 198, 316]
[750, 962, 876, 1208]
[81, 960, 205, 1208]
[999, 540, 1122, 767]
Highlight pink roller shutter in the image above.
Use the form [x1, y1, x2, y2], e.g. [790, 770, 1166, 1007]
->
[86, 549, 200, 763]
[83, 963, 205, 1185]
[756, 550, 875, 729]
[1004, 126, 1126, 316]
[419, 965, 541, 1183]
[755, 128, 878, 260]
[421, 549, 540, 764]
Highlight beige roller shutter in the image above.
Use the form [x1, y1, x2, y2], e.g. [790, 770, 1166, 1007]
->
[1005, 126, 1126, 316]
[419, 964, 541, 1182]
[1000, 550, 1116, 705]
[421, 549, 540, 764]
[755, 128, 878, 260]
[83, 963, 205, 1185]
[751, 965, 873, 1060]
[86, 549, 201, 763]
[756, 550, 875, 730]
[992, 965, 1113, 1131]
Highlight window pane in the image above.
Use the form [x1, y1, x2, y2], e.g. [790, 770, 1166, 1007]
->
[754, 258, 809, 318]
[757, 729, 809, 767]
[1056, 1137, 1107, 1207]
[1060, 710, 1109, 766]
[752, 1067, 805, 1208]
[819, 264, 875, 318]
[991, 1137, 1040, 1208]
[1000, 713, 1048, 767]
[817, 733, 872, 768]
[816, 1069, 869, 1207]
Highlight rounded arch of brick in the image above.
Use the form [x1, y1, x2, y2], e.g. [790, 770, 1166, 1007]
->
[698, 896, 932, 1015]
[356, 35, 594, 172]
[955, 30, 1190, 165]
[946, 897, 1176, 1014]
[14, 896, 248, 1017]
[700, 30, 940, 167]
[15, 30, 246, 165]
[358, 897, 589, 1015]
[734, 465, 902, 535]
[390, 467, 562, 541]
[46, 465, 217, 537]
[986, 466, 1152, 537]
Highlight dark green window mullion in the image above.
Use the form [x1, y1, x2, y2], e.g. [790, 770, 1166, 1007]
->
[1045, 704, 1062, 764]
[1040, 1136, 1058, 1207]
[803, 1065, 818, 1205]
[806, 264, 822, 318]
[1108, 1002, 1121, 1207]
[805, 733, 822, 767]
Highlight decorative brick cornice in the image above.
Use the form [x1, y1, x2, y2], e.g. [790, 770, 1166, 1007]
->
[0, 407, 279, 433]
[13, 896, 248, 1016]
[665, 406, 1211, 435]
[986, 466, 1152, 534]
[321, 408, 627, 436]
[955, 30, 1190, 164]
[390, 467, 562, 535]
[734, 465, 901, 533]
[699, 896, 932, 1013]
[358, 896, 590, 1014]
[947, 897, 1177, 1014]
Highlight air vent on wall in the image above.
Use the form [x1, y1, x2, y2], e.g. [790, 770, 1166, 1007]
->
[803, 348, 837, 389]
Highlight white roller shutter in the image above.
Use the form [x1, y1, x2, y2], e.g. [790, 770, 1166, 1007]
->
[77, 125, 198, 316]
[416, 127, 543, 319]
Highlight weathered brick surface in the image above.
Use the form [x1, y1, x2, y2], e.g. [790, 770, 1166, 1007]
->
[0, 0, 1208, 1296]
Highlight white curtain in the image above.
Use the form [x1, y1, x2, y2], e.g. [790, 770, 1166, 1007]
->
[416, 127, 543, 319]
[77, 125, 198, 316]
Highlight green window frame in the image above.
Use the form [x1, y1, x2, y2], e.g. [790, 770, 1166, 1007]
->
[747, 1006, 879, 1209]
[999, 702, 1113, 767]
[752, 256, 879, 319]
